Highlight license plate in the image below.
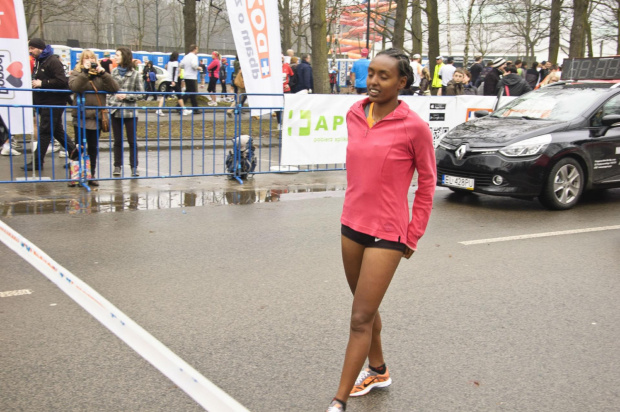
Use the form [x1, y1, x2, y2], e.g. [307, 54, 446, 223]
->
[442, 174, 474, 190]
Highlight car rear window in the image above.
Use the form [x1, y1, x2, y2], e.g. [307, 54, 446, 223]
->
[492, 87, 608, 121]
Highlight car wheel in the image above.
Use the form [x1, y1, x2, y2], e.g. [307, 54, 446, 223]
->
[539, 158, 584, 210]
[158, 82, 168, 92]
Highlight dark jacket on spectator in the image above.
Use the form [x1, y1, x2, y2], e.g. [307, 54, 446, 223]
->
[469, 62, 483, 86]
[294, 59, 313, 93]
[498, 73, 532, 97]
[32, 45, 69, 106]
[483, 67, 503, 96]
[445, 80, 464, 96]
[525, 68, 541, 89]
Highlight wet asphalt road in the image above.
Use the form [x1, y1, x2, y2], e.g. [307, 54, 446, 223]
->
[1, 177, 619, 412]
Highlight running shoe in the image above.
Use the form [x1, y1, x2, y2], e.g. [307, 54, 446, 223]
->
[349, 367, 392, 397]
[182, 109, 193, 116]
[326, 399, 345, 412]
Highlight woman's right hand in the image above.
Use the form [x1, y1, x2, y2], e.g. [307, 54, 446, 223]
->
[116, 94, 127, 100]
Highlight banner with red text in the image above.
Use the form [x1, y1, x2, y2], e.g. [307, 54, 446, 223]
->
[0, 0, 33, 134]
[226, 0, 283, 112]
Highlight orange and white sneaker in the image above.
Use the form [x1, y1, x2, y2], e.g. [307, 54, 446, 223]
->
[349, 367, 392, 397]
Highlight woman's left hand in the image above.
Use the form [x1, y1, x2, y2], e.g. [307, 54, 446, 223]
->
[403, 247, 415, 259]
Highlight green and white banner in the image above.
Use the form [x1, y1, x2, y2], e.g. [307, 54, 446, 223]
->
[281, 94, 513, 165]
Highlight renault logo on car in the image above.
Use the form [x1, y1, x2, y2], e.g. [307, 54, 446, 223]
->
[455, 144, 467, 160]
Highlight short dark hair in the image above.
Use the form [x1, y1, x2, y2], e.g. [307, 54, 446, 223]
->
[189, 44, 197, 53]
[515, 59, 522, 65]
[301, 53, 310, 61]
[447, 57, 454, 63]
[505, 65, 519, 74]
[169, 51, 179, 62]
[376, 48, 414, 89]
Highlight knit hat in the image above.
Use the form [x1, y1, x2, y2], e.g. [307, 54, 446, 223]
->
[29, 38, 46, 50]
[492, 57, 506, 68]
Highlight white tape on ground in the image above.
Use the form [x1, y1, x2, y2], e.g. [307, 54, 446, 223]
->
[460, 225, 620, 245]
[0, 219, 249, 412]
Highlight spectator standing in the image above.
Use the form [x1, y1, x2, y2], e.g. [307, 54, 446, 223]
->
[142, 61, 157, 101]
[156, 51, 192, 116]
[107, 47, 144, 177]
[469, 56, 484, 86]
[219, 57, 229, 96]
[232, 55, 241, 95]
[431, 56, 444, 95]
[23, 38, 79, 171]
[294, 53, 313, 93]
[525, 61, 541, 89]
[445, 68, 465, 96]
[497, 65, 532, 96]
[483, 57, 506, 96]
[179, 44, 200, 113]
[276, 55, 295, 127]
[539, 61, 551, 82]
[330, 65, 339, 94]
[439, 57, 456, 95]
[476, 61, 493, 88]
[418, 67, 431, 95]
[199, 59, 207, 88]
[285, 49, 295, 64]
[69, 49, 120, 186]
[206, 51, 221, 106]
[462, 70, 478, 95]
[350, 48, 371, 94]
[410, 53, 423, 94]
[100, 51, 113, 74]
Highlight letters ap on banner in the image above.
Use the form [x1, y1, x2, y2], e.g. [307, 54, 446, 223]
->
[226, 0, 283, 115]
[0, 0, 33, 135]
[280, 95, 505, 166]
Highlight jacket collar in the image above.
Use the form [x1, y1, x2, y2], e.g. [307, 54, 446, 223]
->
[351, 97, 410, 121]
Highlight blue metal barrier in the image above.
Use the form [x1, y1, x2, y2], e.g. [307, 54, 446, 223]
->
[0, 88, 346, 187]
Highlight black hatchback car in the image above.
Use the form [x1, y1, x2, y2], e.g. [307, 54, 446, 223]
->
[435, 81, 620, 209]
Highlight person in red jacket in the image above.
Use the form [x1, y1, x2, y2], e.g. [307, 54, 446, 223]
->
[326, 48, 436, 412]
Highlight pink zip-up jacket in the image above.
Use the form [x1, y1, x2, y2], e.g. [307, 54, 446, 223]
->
[341, 98, 436, 250]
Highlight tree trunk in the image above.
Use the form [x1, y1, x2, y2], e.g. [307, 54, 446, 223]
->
[411, 0, 422, 55]
[568, 0, 588, 58]
[279, 0, 292, 52]
[426, 0, 440, 76]
[38, 0, 45, 39]
[183, 0, 197, 53]
[392, 0, 407, 50]
[617, 6, 620, 55]
[310, 0, 328, 94]
[586, 18, 593, 57]
[463, 0, 475, 67]
[548, 0, 562, 63]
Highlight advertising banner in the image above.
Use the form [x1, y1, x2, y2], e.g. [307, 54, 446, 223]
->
[226, 0, 283, 113]
[281, 95, 511, 165]
[0, 0, 33, 134]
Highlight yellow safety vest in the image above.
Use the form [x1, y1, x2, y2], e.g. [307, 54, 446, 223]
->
[432, 63, 443, 88]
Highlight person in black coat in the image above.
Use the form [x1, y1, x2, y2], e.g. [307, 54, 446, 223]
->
[497, 65, 532, 97]
[483, 57, 506, 96]
[293, 54, 313, 93]
[24, 38, 78, 171]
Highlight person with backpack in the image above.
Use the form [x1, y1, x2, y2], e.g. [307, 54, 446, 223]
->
[142, 61, 157, 101]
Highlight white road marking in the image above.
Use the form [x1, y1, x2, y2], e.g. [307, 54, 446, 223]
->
[0, 220, 248, 412]
[0, 289, 32, 298]
[460, 225, 620, 245]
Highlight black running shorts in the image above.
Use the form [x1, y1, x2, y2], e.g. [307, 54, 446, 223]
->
[341, 224, 407, 253]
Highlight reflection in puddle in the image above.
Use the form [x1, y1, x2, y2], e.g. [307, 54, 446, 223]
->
[0, 186, 347, 215]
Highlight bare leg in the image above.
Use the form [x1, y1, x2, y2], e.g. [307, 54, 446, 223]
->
[335, 235, 402, 402]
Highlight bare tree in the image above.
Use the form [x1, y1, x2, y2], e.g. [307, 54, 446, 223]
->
[310, 0, 328, 93]
[410, 0, 423, 56]
[279, 0, 293, 52]
[25, 0, 76, 38]
[590, 0, 619, 54]
[426, 0, 441, 76]
[548, 0, 564, 63]
[392, 0, 408, 50]
[182, 0, 197, 52]
[499, 0, 551, 58]
[569, 0, 589, 57]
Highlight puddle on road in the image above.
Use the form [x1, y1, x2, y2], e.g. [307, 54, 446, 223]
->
[0, 186, 347, 216]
